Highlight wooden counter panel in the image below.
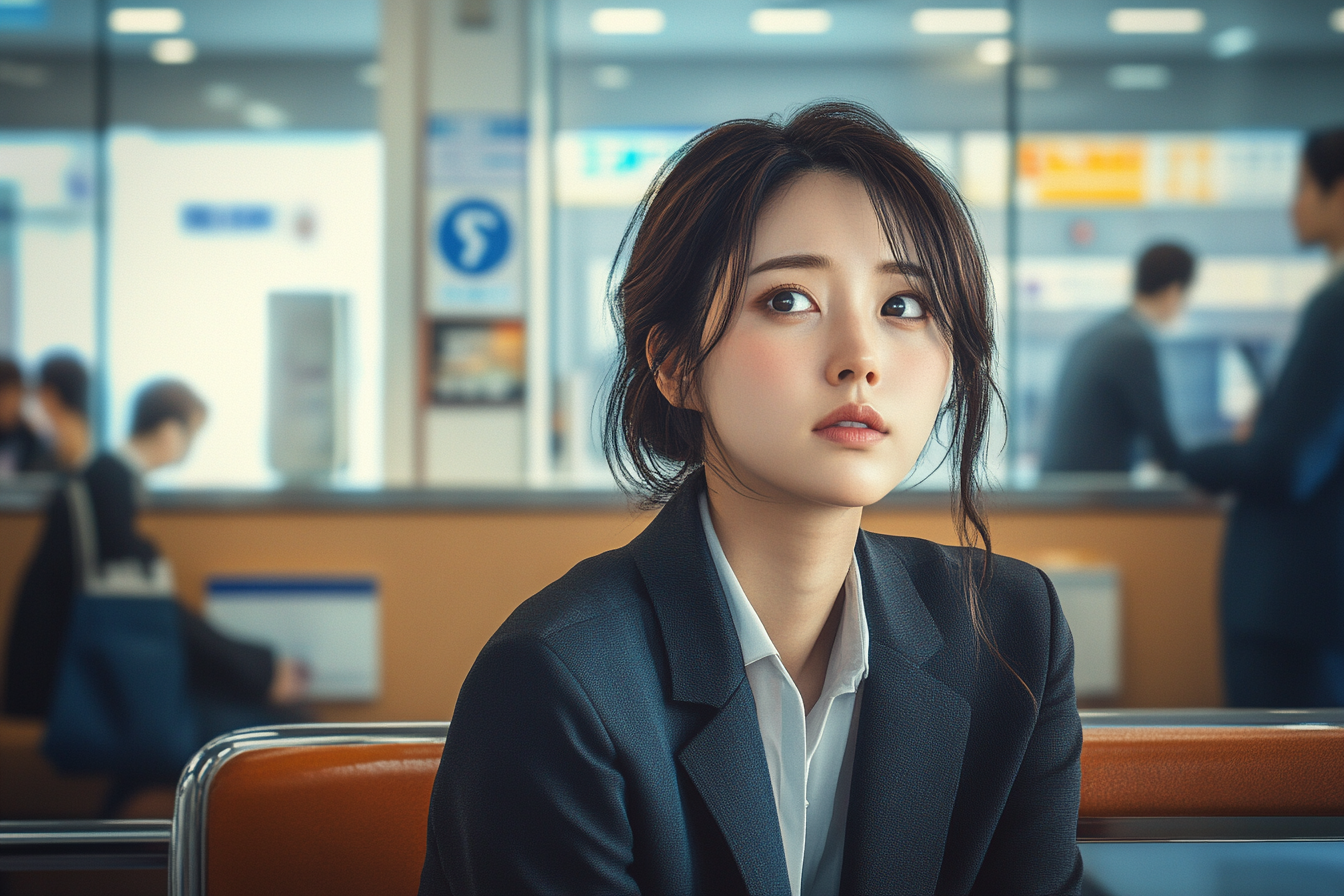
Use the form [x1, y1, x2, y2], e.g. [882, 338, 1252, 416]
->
[0, 504, 1225, 721]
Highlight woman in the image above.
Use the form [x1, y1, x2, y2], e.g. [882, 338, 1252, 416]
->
[420, 102, 1081, 895]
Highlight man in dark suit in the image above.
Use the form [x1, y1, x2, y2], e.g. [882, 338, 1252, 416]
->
[1041, 243, 1195, 475]
[1184, 127, 1344, 707]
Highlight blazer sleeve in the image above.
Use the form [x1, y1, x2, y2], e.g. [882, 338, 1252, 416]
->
[1116, 335, 1183, 470]
[178, 607, 275, 704]
[970, 569, 1084, 896]
[419, 632, 638, 896]
[1185, 283, 1344, 503]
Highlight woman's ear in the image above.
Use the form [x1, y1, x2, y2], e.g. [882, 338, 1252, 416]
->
[646, 325, 697, 411]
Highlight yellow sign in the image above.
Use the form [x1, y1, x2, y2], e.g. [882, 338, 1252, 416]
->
[1018, 137, 1146, 206]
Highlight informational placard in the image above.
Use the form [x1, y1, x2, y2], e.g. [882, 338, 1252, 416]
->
[425, 114, 526, 315]
[205, 576, 379, 701]
[553, 128, 698, 207]
[1017, 131, 1300, 208]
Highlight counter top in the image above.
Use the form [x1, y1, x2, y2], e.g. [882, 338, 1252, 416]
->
[0, 473, 1225, 514]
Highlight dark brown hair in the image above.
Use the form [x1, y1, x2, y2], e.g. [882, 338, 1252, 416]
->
[1304, 127, 1344, 194]
[1135, 242, 1196, 296]
[131, 378, 206, 437]
[38, 353, 88, 417]
[603, 102, 1005, 658]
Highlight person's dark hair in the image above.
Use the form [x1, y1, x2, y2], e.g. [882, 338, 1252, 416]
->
[38, 353, 88, 416]
[1135, 243, 1196, 297]
[603, 101, 1009, 679]
[131, 379, 206, 438]
[1304, 127, 1344, 194]
[0, 356, 20, 391]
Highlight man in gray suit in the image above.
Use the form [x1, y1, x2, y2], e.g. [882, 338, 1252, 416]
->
[1041, 243, 1194, 475]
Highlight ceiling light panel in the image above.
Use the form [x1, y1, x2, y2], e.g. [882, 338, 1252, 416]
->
[108, 7, 183, 34]
[975, 37, 1012, 64]
[589, 7, 666, 35]
[151, 37, 195, 64]
[749, 8, 833, 34]
[911, 8, 1011, 35]
[1332, 8, 1344, 32]
[1107, 8, 1205, 34]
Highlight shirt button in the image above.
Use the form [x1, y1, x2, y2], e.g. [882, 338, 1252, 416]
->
[805, 800, 810, 808]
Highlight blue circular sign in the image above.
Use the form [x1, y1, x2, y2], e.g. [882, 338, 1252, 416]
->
[437, 198, 511, 275]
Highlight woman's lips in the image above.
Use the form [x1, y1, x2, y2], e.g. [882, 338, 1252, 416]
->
[813, 404, 888, 445]
[815, 423, 886, 445]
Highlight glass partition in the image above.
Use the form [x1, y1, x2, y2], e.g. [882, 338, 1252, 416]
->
[1, 0, 1342, 492]
[1012, 0, 1343, 487]
[1, 0, 383, 489]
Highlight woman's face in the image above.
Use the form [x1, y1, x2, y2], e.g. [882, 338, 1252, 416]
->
[694, 170, 953, 509]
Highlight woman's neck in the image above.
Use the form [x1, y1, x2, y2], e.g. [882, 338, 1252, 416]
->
[703, 465, 862, 709]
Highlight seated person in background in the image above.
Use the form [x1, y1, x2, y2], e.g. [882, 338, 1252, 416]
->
[3, 360, 307, 737]
[1040, 242, 1195, 475]
[0, 356, 54, 476]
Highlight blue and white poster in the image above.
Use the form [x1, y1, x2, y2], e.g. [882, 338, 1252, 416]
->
[426, 114, 525, 315]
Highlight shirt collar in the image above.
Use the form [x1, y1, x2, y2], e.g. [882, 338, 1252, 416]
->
[699, 490, 870, 687]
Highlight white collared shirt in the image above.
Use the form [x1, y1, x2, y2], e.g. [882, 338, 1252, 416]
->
[699, 492, 870, 896]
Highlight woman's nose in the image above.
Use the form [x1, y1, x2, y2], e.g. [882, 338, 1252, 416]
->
[825, 320, 881, 387]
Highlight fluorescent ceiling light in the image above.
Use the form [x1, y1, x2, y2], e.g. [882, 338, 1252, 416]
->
[1210, 25, 1255, 58]
[975, 37, 1012, 64]
[108, 7, 183, 34]
[1108, 63, 1170, 89]
[590, 7, 665, 35]
[1332, 8, 1344, 32]
[749, 8, 832, 34]
[150, 36, 194, 63]
[1107, 8, 1205, 34]
[911, 8, 1011, 34]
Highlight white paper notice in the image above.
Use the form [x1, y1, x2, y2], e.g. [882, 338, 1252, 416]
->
[206, 576, 380, 701]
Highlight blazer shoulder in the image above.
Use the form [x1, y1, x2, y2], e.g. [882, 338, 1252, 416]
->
[491, 545, 650, 652]
[863, 532, 1055, 638]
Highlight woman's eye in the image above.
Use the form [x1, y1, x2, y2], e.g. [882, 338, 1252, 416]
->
[767, 290, 815, 314]
[882, 295, 925, 319]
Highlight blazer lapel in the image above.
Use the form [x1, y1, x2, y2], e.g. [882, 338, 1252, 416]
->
[840, 533, 972, 896]
[631, 473, 792, 896]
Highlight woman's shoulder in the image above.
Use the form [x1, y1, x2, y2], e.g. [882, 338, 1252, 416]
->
[860, 532, 1058, 640]
[486, 545, 655, 660]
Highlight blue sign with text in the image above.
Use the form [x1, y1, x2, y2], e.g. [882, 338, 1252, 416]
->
[437, 198, 511, 275]
[181, 203, 274, 233]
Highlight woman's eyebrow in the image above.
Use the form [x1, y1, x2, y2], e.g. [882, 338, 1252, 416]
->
[882, 260, 928, 279]
[748, 253, 829, 276]
[747, 254, 928, 279]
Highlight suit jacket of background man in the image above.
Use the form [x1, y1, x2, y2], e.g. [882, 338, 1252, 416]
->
[1041, 310, 1183, 474]
[419, 473, 1083, 896]
[2, 453, 274, 718]
[1185, 269, 1344, 645]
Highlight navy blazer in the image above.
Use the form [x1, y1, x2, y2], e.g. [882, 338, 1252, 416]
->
[419, 475, 1082, 895]
[1184, 269, 1344, 644]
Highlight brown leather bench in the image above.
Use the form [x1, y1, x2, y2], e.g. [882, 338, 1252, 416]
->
[169, 712, 1344, 895]
[170, 723, 447, 896]
[1082, 721, 1344, 817]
